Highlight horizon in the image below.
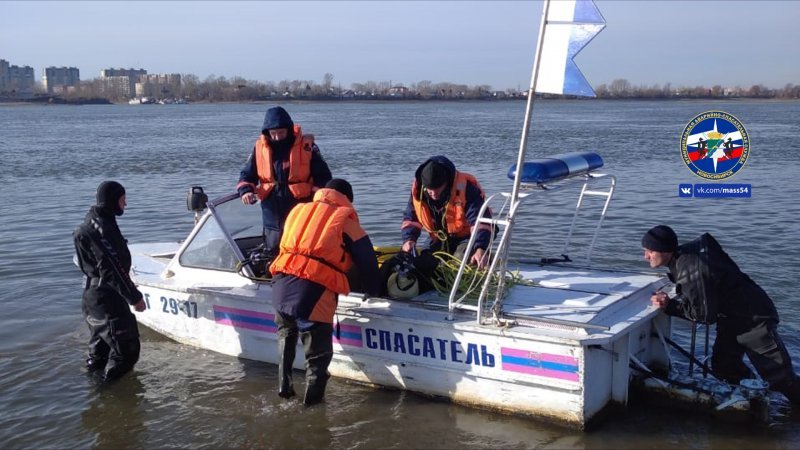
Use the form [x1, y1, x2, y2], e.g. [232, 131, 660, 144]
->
[2, 1, 798, 91]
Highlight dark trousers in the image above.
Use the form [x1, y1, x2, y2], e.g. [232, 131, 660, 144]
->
[429, 238, 471, 260]
[83, 293, 141, 382]
[712, 319, 800, 403]
[275, 312, 333, 405]
[264, 227, 281, 254]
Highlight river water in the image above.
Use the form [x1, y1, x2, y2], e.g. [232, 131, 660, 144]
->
[1, 100, 798, 449]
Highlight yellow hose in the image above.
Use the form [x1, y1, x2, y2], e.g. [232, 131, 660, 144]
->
[429, 251, 527, 305]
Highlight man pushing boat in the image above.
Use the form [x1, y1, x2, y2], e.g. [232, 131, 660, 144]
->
[643, 225, 800, 404]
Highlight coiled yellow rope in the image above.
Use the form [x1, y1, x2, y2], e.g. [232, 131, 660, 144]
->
[429, 251, 528, 305]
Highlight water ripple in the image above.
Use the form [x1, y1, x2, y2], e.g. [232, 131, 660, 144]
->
[1, 100, 799, 448]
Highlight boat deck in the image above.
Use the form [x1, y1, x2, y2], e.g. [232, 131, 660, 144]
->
[131, 242, 667, 346]
[338, 262, 666, 344]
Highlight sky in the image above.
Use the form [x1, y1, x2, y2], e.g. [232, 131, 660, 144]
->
[1, 1, 798, 91]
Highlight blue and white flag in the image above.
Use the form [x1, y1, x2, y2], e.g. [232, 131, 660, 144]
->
[535, 0, 605, 97]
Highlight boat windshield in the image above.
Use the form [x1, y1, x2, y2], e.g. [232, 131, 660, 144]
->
[208, 193, 265, 241]
[177, 193, 265, 272]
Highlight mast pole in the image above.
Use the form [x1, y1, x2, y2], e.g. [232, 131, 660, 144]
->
[508, 0, 551, 215]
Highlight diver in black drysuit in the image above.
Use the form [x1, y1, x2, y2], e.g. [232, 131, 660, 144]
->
[644, 225, 800, 404]
[74, 181, 146, 382]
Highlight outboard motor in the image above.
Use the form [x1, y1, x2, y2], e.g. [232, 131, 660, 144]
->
[186, 186, 208, 223]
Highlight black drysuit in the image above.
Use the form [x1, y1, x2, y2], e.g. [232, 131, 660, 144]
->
[74, 205, 143, 381]
[664, 233, 800, 403]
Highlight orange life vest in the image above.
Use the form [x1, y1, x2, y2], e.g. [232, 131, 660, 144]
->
[269, 189, 354, 294]
[411, 171, 484, 241]
[253, 124, 315, 200]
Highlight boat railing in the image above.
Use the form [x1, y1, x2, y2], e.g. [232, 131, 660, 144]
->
[558, 172, 616, 263]
[447, 153, 615, 325]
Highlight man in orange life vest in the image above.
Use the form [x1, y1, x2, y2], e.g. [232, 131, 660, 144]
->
[401, 156, 492, 268]
[237, 106, 332, 255]
[269, 178, 380, 406]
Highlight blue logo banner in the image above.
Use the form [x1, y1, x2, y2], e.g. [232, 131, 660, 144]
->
[693, 183, 752, 198]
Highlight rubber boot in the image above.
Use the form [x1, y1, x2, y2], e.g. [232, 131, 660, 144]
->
[773, 375, 800, 405]
[86, 319, 110, 372]
[302, 323, 333, 406]
[103, 339, 140, 382]
[86, 357, 108, 372]
[276, 316, 298, 399]
[303, 368, 330, 406]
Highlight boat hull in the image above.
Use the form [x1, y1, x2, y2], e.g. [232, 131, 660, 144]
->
[133, 273, 666, 429]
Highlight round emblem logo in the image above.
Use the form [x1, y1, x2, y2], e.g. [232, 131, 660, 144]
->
[680, 111, 750, 180]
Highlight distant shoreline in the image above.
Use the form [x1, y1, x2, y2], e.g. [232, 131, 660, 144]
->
[2, 96, 798, 106]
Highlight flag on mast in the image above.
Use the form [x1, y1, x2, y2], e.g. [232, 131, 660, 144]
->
[535, 0, 605, 97]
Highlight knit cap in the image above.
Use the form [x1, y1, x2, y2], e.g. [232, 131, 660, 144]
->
[642, 225, 678, 252]
[325, 178, 354, 202]
[420, 160, 449, 189]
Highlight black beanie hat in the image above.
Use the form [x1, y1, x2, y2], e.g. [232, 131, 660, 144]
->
[420, 160, 448, 189]
[96, 180, 126, 216]
[642, 225, 678, 252]
[325, 178, 354, 203]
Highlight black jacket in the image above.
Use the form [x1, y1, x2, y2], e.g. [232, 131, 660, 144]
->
[666, 233, 777, 325]
[74, 206, 143, 306]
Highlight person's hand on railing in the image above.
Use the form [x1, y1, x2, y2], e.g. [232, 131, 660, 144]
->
[651, 291, 669, 309]
[240, 192, 258, 204]
[471, 248, 488, 269]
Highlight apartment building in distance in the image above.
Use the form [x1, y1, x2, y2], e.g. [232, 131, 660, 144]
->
[135, 73, 182, 98]
[100, 67, 147, 98]
[43, 66, 80, 94]
[0, 59, 36, 94]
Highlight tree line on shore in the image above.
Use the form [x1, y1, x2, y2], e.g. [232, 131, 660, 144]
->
[11, 72, 800, 104]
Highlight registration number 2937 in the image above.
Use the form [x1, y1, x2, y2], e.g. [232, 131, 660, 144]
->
[143, 293, 198, 319]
